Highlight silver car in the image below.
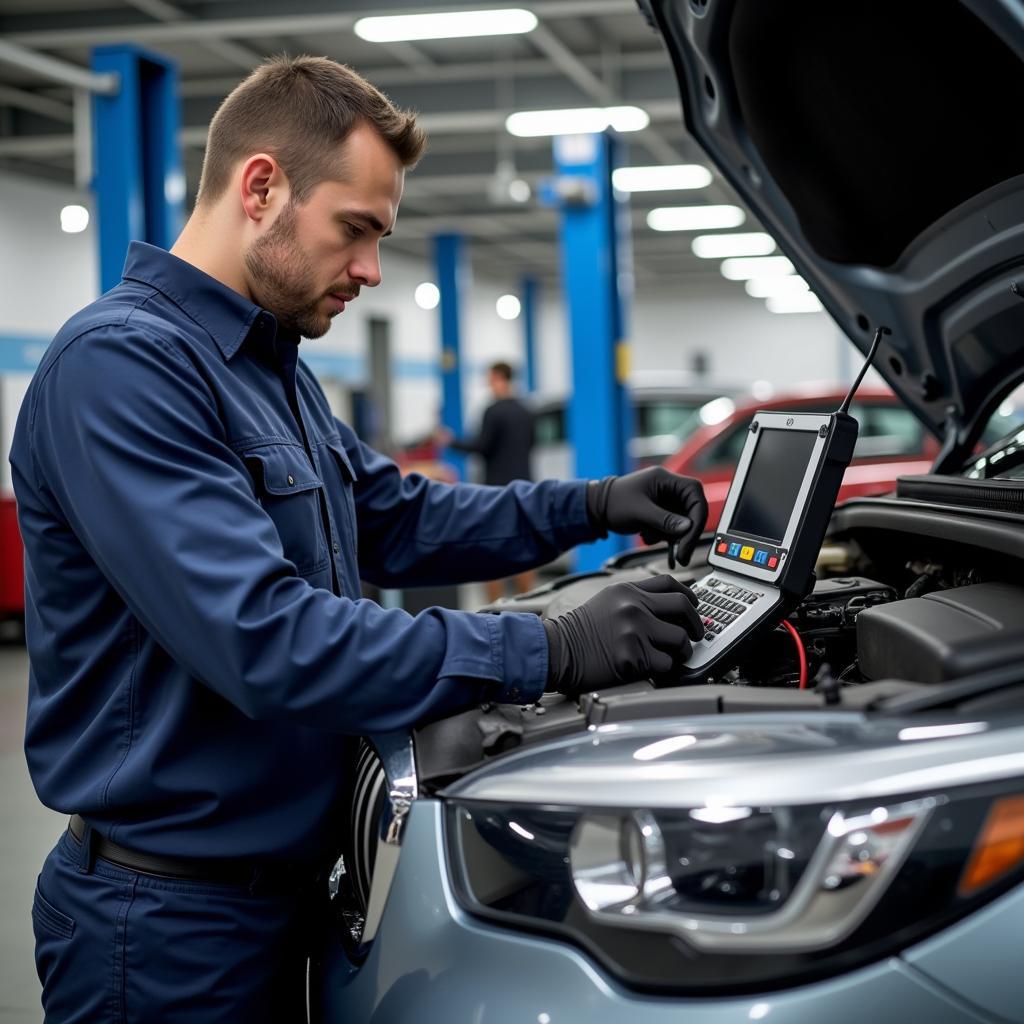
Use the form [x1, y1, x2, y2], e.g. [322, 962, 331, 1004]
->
[311, 1, 1024, 1019]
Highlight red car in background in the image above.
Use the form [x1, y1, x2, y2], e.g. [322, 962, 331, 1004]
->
[663, 387, 940, 532]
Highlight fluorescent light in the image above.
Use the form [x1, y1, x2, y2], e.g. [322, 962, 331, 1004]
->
[415, 282, 440, 310]
[647, 205, 745, 231]
[744, 275, 809, 298]
[60, 204, 89, 233]
[691, 232, 775, 259]
[506, 105, 649, 137]
[612, 164, 712, 192]
[496, 294, 521, 320]
[720, 255, 794, 280]
[355, 9, 537, 42]
[766, 293, 824, 314]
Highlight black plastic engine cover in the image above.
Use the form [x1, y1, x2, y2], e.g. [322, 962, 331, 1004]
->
[858, 582, 1024, 684]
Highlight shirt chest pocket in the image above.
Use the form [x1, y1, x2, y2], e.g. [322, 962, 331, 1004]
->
[242, 443, 328, 577]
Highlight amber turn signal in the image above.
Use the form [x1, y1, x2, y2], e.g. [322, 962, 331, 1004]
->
[959, 794, 1024, 897]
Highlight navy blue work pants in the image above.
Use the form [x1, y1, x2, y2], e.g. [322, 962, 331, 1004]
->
[32, 826, 320, 1022]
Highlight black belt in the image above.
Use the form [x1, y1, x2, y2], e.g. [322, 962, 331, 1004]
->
[68, 815, 306, 888]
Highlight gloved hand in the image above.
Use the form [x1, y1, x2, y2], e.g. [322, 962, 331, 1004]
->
[542, 575, 703, 697]
[587, 467, 709, 566]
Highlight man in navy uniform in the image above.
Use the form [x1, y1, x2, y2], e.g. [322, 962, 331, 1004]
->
[11, 56, 706, 1022]
[440, 360, 538, 600]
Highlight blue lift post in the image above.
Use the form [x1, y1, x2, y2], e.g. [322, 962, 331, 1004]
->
[521, 276, 539, 394]
[92, 45, 185, 293]
[434, 232, 467, 479]
[553, 131, 634, 571]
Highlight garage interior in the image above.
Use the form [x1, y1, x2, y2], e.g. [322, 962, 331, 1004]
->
[3, 2, 1024, 1022]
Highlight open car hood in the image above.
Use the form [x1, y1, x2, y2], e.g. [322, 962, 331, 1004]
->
[639, 0, 1024, 470]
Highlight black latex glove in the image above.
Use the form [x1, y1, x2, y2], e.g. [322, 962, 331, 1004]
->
[587, 467, 709, 566]
[543, 575, 703, 697]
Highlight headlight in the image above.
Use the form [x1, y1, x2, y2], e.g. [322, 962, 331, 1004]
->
[446, 778, 1024, 994]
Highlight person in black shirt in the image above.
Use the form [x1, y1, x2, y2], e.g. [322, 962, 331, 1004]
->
[438, 361, 537, 600]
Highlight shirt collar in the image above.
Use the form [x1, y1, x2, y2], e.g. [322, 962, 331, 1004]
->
[121, 241, 278, 361]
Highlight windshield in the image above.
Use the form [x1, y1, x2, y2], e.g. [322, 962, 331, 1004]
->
[965, 382, 1024, 479]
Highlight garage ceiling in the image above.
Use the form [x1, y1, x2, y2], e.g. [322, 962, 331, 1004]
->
[0, 0, 758, 291]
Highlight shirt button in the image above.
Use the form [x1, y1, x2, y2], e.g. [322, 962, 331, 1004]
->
[287, 475, 295, 486]
[332, 541, 340, 554]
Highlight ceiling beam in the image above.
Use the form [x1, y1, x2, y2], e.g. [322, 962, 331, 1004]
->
[121, 0, 265, 71]
[176, 51, 670, 98]
[0, 83, 73, 122]
[527, 25, 683, 165]
[7, 1, 636, 48]
[0, 39, 118, 93]
[0, 99, 687, 158]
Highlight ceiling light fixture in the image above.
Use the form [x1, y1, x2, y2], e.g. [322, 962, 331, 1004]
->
[691, 232, 775, 258]
[720, 255, 794, 280]
[496, 294, 521, 320]
[506, 106, 649, 138]
[647, 205, 745, 232]
[354, 9, 537, 42]
[60, 204, 89, 234]
[744, 275, 810, 298]
[612, 164, 712, 193]
[414, 282, 440, 310]
[766, 293, 824, 314]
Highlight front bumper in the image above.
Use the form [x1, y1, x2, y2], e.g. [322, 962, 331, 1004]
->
[311, 801, 1009, 1024]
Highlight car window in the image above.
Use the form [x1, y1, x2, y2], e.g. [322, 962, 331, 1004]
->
[637, 400, 706, 439]
[978, 381, 1024, 448]
[690, 400, 923, 472]
[533, 407, 566, 445]
[691, 422, 751, 471]
[848, 402, 923, 458]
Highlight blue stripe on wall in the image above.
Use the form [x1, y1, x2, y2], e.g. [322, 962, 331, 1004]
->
[0, 335, 442, 384]
[0, 335, 50, 373]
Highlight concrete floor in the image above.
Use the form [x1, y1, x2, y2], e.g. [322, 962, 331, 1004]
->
[0, 646, 60, 1024]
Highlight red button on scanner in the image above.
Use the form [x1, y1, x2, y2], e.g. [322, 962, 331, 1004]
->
[716, 541, 728, 554]
[768, 556, 778, 569]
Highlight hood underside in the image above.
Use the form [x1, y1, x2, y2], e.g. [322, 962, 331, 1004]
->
[642, 0, 1024, 469]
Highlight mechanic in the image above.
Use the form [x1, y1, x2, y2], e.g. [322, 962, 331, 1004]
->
[11, 56, 707, 1022]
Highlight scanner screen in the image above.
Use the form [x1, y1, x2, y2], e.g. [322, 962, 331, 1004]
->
[729, 428, 818, 544]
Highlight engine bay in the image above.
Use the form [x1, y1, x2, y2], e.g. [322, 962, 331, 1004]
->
[412, 494, 1024, 788]
[332, 492, 1024, 953]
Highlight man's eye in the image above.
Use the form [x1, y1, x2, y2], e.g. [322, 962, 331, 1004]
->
[345, 223, 364, 239]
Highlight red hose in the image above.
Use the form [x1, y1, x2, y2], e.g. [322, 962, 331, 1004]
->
[781, 619, 808, 690]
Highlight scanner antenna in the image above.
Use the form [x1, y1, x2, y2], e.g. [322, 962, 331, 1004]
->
[838, 325, 890, 415]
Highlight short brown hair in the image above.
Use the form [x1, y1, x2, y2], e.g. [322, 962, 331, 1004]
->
[490, 362, 514, 382]
[197, 55, 426, 206]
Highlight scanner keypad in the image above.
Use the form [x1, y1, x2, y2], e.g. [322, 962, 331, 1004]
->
[691, 576, 758, 642]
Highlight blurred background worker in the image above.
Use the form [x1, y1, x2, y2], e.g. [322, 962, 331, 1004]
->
[437, 361, 537, 600]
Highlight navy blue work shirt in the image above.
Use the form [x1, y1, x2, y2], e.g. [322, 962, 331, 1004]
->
[10, 242, 597, 862]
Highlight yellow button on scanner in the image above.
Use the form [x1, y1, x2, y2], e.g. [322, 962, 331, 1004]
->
[739, 546, 755, 561]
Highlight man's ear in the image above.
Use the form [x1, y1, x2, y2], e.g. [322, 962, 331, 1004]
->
[239, 154, 287, 224]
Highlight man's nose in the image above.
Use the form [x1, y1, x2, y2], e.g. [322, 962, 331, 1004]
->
[350, 246, 382, 288]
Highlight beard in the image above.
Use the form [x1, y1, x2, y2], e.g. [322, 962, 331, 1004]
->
[244, 203, 335, 339]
